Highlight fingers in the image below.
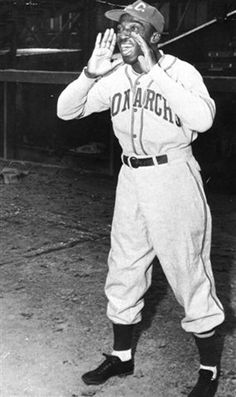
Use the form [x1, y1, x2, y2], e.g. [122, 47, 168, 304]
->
[138, 55, 148, 73]
[132, 32, 156, 72]
[109, 32, 117, 53]
[95, 29, 116, 50]
[100, 29, 110, 48]
[131, 32, 149, 54]
[94, 32, 102, 49]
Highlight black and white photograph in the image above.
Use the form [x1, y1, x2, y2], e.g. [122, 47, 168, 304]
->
[0, 1, 235, 396]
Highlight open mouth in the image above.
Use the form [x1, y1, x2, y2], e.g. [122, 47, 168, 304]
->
[120, 44, 134, 56]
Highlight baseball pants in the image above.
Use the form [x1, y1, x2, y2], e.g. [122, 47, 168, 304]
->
[105, 154, 225, 333]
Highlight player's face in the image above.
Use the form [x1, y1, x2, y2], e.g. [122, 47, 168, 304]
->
[116, 14, 153, 65]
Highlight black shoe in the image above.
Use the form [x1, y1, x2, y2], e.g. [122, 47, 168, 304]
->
[81, 353, 134, 385]
[188, 369, 219, 397]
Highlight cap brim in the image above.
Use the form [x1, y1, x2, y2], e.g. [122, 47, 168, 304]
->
[105, 9, 126, 23]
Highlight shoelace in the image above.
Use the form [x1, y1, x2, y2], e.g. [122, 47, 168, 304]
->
[95, 353, 119, 374]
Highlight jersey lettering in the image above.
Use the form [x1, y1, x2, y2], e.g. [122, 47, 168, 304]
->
[111, 88, 181, 127]
[133, 87, 142, 108]
[111, 93, 122, 116]
[122, 89, 131, 112]
[154, 93, 162, 116]
[175, 115, 182, 127]
[163, 98, 173, 123]
[144, 89, 155, 112]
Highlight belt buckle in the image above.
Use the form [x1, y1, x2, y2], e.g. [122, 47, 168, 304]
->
[130, 156, 139, 168]
[156, 154, 168, 165]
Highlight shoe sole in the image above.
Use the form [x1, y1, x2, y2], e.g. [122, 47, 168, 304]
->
[82, 370, 134, 385]
[188, 379, 219, 397]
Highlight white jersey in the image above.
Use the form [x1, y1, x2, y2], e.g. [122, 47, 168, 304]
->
[57, 53, 215, 157]
[57, 53, 225, 334]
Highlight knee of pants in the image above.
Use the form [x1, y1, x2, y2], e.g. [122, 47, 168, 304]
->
[106, 298, 144, 325]
[105, 258, 153, 324]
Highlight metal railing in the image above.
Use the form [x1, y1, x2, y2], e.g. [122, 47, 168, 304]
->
[0, 69, 79, 160]
[0, 68, 235, 172]
[159, 9, 236, 48]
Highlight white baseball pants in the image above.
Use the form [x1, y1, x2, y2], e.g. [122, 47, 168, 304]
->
[105, 155, 225, 333]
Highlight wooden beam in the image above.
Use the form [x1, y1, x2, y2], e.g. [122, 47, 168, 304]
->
[3, 81, 7, 159]
[0, 69, 81, 85]
[0, 70, 235, 92]
[204, 75, 236, 93]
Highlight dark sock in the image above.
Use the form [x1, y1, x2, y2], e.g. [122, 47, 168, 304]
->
[113, 323, 135, 351]
[194, 331, 219, 367]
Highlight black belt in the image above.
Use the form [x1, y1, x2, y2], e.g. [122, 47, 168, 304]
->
[123, 154, 168, 168]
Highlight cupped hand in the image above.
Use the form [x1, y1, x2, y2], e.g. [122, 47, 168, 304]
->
[131, 32, 157, 73]
[87, 28, 123, 77]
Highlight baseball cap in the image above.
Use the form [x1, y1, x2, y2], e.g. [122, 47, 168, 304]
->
[105, 0, 165, 34]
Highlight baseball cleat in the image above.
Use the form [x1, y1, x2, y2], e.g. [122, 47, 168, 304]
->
[188, 369, 219, 397]
[81, 353, 134, 385]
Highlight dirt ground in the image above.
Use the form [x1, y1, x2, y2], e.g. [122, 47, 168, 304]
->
[0, 162, 235, 397]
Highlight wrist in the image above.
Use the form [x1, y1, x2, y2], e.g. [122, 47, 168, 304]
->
[84, 67, 98, 79]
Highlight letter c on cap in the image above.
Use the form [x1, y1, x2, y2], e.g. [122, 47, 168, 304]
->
[135, 2, 146, 12]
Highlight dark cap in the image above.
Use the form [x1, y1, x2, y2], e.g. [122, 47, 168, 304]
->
[105, 0, 165, 34]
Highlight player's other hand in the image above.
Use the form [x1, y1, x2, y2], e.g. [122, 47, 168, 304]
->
[87, 29, 123, 77]
[131, 32, 157, 73]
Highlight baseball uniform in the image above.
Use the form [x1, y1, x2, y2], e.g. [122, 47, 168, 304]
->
[57, 53, 225, 334]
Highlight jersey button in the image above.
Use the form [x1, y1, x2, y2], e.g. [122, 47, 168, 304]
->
[133, 134, 137, 138]
[133, 108, 138, 112]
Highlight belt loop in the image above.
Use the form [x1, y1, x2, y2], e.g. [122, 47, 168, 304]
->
[152, 156, 159, 166]
[121, 154, 129, 167]
[127, 156, 132, 168]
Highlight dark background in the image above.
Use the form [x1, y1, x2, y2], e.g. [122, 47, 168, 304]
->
[0, 0, 235, 191]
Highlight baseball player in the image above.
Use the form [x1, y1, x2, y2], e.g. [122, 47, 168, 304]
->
[57, 1, 225, 396]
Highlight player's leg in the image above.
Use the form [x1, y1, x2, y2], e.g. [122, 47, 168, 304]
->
[105, 167, 155, 326]
[181, 160, 223, 397]
[136, 158, 224, 396]
[188, 328, 220, 397]
[82, 165, 155, 385]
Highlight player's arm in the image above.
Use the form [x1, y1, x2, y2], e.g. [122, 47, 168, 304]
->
[131, 32, 215, 133]
[57, 29, 122, 121]
[149, 61, 215, 133]
[57, 69, 106, 120]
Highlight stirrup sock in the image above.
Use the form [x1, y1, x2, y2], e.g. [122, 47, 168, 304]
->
[199, 364, 217, 380]
[112, 349, 132, 362]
